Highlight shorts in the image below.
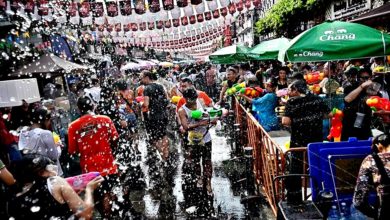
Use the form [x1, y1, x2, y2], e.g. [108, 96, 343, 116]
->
[145, 117, 168, 142]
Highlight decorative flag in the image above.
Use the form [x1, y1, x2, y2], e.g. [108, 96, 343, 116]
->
[115, 23, 122, 32]
[172, 18, 180, 27]
[69, 2, 78, 17]
[133, 0, 145, 14]
[156, 20, 164, 29]
[220, 7, 228, 17]
[79, 2, 90, 18]
[93, 2, 104, 17]
[148, 0, 160, 13]
[0, 0, 6, 10]
[38, 0, 49, 16]
[189, 15, 196, 24]
[181, 17, 188, 26]
[148, 22, 155, 30]
[253, 0, 261, 8]
[236, 1, 243, 12]
[124, 24, 130, 32]
[245, 0, 251, 9]
[164, 20, 171, 28]
[131, 23, 138, 31]
[191, 0, 202, 5]
[212, 9, 220, 18]
[25, 0, 34, 13]
[177, 0, 187, 7]
[140, 22, 146, 31]
[162, 0, 174, 10]
[197, 14, 204, 23]
[120, 0, 132, 16]
[228, 3, 236, 14]
[204, 12, 212, 20]
[106, 1, 118, 17]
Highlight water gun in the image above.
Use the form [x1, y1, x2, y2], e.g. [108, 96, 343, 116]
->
[239, 87, 263, 98]
[308, 84, 321, 94]
[226, 82, 246, 96]
[65, 172, 101, 191]
[191, 108, 225, 120]
[171, 96, 181, 104]
[366, 96, 390, 111]
[304, 71, 325, 84]
[327, 108, 343, 142]
[52, 132, 61, 145]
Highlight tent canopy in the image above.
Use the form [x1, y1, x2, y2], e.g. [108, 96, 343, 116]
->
[209, 44, 250, 64]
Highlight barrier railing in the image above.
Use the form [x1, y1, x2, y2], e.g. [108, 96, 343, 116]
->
[233, 98, 309, 215]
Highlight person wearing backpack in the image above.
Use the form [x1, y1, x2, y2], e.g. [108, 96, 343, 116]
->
[353, 133, 390, 219]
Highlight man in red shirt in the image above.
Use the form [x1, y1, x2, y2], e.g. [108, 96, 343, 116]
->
[68, 96, 120, 218]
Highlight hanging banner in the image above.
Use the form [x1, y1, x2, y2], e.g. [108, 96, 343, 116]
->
[191, 0, 202, 5]
[69, 2, 78, 17]
[120, 0, 132, 16]
[38, 0, 49, 16]
[133, 0, 145, 14]
[220, 7, 228, 17]
[124, 24, 130, 32]
[93, 2, 104, 17]
[245, 0, 251, 9]
[106, 1, 118, 17]
[0, 0, 6, 10]
[164, 20, 171, 28]
[131, 23, 138, 31]
[148, 0, 160, 13]
[177, 0, 187, 7]
[212, 9, 220, 18]
[162, 0, 174, 10]
[107, 24, 114, 32]
[10, 0, 20, 12]
[181, 17, 189, 26]
[236, 1, 244, 12]
[24, 0, 34, 13]
[140, 22, 146, 31]
[253, 0, 261, 8]
[189, 15, 196, 24]
[197, 14, 204, 23]
[98, 24, 105, 31]
[148, 22, 155, 30]
[115, 23, 122, 32]
[156, 20, 164, 29]
[204, 12, 212, 20]
[172, 18, 180, 27]
[79, 2, 90, 18]
[228, 3, 236, 14]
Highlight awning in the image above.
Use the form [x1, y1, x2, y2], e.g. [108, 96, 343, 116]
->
[350, 2, 390, 22]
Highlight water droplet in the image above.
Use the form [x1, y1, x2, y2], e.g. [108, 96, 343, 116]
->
[30, 206, 40, 212]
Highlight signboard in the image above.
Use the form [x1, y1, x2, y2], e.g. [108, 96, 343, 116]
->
[332, 0, 371, 20]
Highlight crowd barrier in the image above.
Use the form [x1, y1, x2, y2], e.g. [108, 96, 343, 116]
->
[232, 98, 309, 215]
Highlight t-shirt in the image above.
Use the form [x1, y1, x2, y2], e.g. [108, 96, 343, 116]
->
[143, 83, 169, 120]
[68, 114, 118, 176]
[176, 91, 213, 112]
[284, 94, 329, 148]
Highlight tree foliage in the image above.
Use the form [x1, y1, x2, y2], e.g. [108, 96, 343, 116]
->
[255, 0, 329, 37]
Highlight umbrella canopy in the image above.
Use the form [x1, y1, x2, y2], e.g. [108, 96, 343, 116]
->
[121, 62, 142, 71]
[135, 59, 157, 68]
[209, 44, 250, 64]
[279, 20, 390, 62]
[11, 54, 88, 77]
[249, 37, 290, 60]
[159, 61, 174, 67]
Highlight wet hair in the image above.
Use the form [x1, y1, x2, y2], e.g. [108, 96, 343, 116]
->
[31, 108, 50, 125]
[182, 87, 198, 100]
[142, 70, 157, 81]
[227, 66, 238, 74]
[13, 154, 54, 184]
[115, 80, 128, 91]
[345, 67, 359, 77]
[158, 69, 168, 78]
[77, 96, 94, 114]
[240, 63, 250, 71]
[372, 133, 390, 153]
[290, 80, 307, 94]
[181, 77, 193, 84]
[279, 66, 291, 75]
[359, 68, 372, 76]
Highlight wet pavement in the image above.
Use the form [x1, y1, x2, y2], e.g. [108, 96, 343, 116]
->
[125, 128, 275, 219]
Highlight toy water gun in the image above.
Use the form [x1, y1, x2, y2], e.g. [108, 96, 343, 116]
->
[373, 66, 385, 73]
[171, 96, 181, 104]
[304, 71, 325, 84]
[308, 84, 321, 94]
[191, 108, 225, 120]
[239, 87, 264, 98]
[65, 172, 101, 191]
[366, 96, 390, 111]
[226, 82, 246, 96]
[52, 132, 61, 145]
[327, 108, 343, 142]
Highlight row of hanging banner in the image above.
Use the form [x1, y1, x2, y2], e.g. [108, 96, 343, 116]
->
[1, 0, 260, 28]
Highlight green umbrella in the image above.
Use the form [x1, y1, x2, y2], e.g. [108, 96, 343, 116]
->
[209, 44, 251, 64]
[278, 20, 390, 62]
[249, 37, 290, 60]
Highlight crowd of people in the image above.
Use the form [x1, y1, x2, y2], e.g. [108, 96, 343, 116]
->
[0, 56, 389, 219]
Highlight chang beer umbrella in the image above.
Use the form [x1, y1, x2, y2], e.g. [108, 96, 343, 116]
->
[209, 44, 251, 64]
[278, 20, 390, 62]
[249, 37, 290, 60]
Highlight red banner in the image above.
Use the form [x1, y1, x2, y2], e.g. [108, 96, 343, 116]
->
[38, 0, 49, 16]
[79, 2, 90, 18]
[115, 23, 122, 32]
[156, 20, 164, 29]
[164, 20, 172, 28]
[69, 2, 78, 17]
[236, 1, 244, 12]
[148, 0, 160, 13]
[131, 23, 138, 31]
[148, 22, 155, 30]
[0, 0, 6, 10]
[228, 3, 236, 14]
[191, 0, 202, 5]
[204, 12, 212, 20]
[253, 0, 261, 8]
[107, 1, 118, 17]
[120, 0, 132, 16]
[197, 14, 204, 23]
[162, 0, 174, 10]
[93, 2, 104, 17]
[245, 0, 251, 9]
[140, 22, 146, 31]
[181, 17, 189, 26]
[212, 9, 220, 18]
[124, 24, 130, 32]
[134, 0, 145, 14]
[189, 15, 196, 24]
[172, 18, 180, 27]
[177, 0, 187, 7]
[220, 7, 228, 17]
[25, 0, 34, 13]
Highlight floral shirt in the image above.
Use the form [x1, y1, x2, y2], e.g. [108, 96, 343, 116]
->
[353, 152, 390, 217]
